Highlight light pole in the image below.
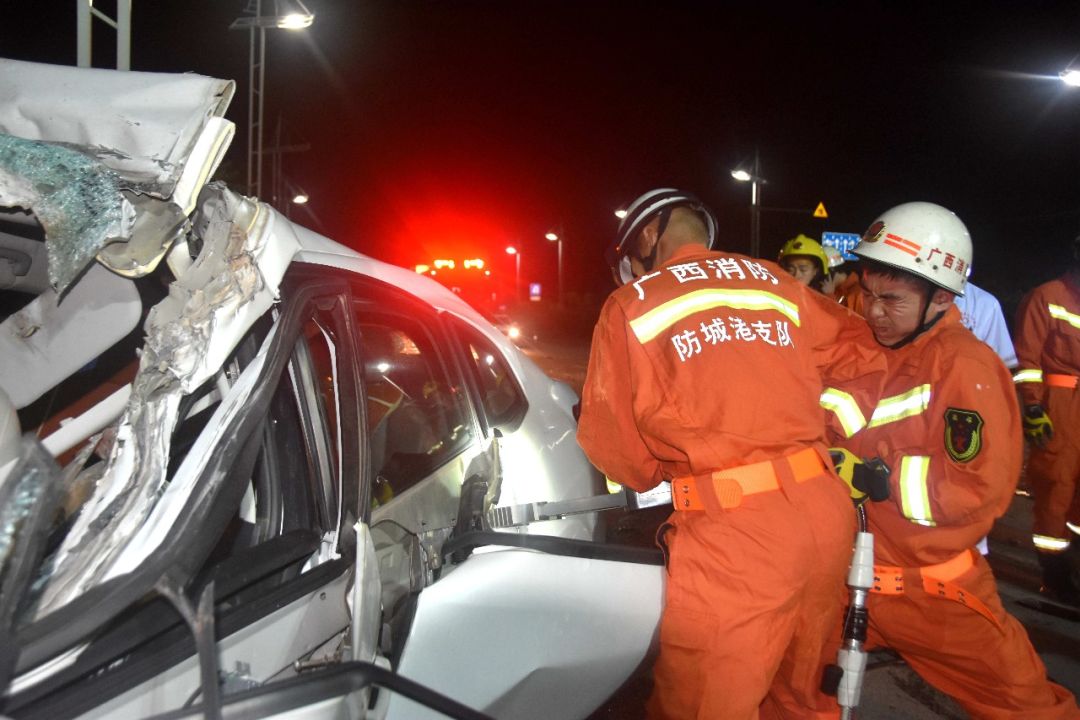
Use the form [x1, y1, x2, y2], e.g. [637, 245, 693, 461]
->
[545, 230, 563, 306]
[505, 246, 521, 303]
[230, 0, 315, 199]
[731, 149, 766, 258]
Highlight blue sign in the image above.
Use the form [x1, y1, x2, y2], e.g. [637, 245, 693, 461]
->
[529, 282, 542, 302]
[821, 231, 860, 261]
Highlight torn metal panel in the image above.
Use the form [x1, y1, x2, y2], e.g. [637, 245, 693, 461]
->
[0, 59, 234, 198]
[0, 263, 141, 410]
[107, 332, 272, 583]
[0, 134, 134, 293]
[36, 189, 301, 615]
[96, 192, 188, 279]
[150, 185, 300, 393]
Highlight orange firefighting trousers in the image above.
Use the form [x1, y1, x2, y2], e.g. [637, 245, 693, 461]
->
[1029, 382, 1080, 545]
[646, 455, 855, 720]
[770, 551, 1078, 719]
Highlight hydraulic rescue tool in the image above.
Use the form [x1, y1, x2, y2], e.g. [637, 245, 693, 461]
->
[823, 450, 890, 719]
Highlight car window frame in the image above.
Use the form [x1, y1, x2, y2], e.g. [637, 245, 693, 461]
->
[442, 314, 529, 437]
[348, 279, 484, 493]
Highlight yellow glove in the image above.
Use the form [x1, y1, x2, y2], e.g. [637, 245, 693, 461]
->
[1023, 405, 1054, 449]
[829, 448, 891, 504]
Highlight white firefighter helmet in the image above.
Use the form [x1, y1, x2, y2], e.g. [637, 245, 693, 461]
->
[607, 188, 718, 286]
[853, 201, 972, 296]
[823, 244, 845, 270]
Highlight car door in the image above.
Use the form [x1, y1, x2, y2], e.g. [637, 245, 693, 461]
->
[340, 284, 665, 720]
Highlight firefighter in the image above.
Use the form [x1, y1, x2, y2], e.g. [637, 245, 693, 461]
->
[1014, 234, 1080, 604]
[578, 188, 888, 719]
[778, 234, 830, 292]
[795, 202, 1078, 718]
[820, 244, 863, 314]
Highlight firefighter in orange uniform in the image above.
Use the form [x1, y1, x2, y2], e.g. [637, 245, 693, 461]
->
[1014, 235, 1080, 604]
[801, 202, 1078, 718]
[822, 244, 865, 316]
[577, 189, 887, 719]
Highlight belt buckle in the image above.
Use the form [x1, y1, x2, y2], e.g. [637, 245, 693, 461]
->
[674, 479, 702, 510]
[872, 566, 905, 595]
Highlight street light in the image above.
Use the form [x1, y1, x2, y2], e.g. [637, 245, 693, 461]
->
[230, 0, 315, 199]
[614, 208, 628, 219]
[1061, 69, 1080, 87]
[505, 245, 521, 303]
[731, 149, 766, 258]
[545, 230, 563, 306]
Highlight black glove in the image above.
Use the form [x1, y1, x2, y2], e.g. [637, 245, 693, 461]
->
[1023, 405, 1054, 449]
[829, 448, 891, 503]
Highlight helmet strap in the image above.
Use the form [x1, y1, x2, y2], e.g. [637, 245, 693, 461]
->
[634, 208, 671, 275]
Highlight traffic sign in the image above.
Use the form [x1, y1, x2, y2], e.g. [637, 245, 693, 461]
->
[813, 202, 828, 219]
[821, 231, 860, 261]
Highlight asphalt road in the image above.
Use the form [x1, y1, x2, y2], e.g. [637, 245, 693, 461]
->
[519, 336, 1080, 720]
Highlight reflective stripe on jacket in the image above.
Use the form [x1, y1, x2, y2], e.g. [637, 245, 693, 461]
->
[843, 305, 1022, 567]
[577, 244, 887, 493]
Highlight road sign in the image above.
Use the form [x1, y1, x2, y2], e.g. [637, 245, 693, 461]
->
[821, 231, 860, 260]
[529, 282, 542, 302]
[813, 202, 828, 219]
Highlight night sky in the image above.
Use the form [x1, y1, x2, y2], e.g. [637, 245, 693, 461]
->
[4, 1, 1080, 315]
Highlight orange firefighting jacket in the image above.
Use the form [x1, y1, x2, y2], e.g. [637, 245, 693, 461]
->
[577, 244, 886, 493]
[836, 271, 864, 316]
[843, 305, 1022, 567]
[1013, 273, 1080, 407]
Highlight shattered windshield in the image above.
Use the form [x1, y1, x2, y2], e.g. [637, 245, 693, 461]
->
[0, 135, 130, 294]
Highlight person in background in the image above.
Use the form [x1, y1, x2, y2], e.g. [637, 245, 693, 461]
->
[1013, 234, 1080, 605]
[778, 234, 830, 293]
[794, 202, 1078, 719]
[578, 188, 887, 719]
[956, 281, 1018, 369]
[822, 244, 864, 315]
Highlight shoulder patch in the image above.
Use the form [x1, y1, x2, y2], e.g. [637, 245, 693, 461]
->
[944, 408, 983, 463]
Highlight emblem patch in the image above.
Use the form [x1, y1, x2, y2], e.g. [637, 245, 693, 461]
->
[862, 220, 885, 244]
[944, 408, 983, 463]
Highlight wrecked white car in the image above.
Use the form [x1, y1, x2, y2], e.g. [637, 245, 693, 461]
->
[0, 59, 666, 719]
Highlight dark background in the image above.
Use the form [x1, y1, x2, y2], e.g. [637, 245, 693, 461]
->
[4, 1, 1080, 320]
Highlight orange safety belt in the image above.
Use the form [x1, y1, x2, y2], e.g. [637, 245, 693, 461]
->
[871, 549, 1002, 631]
[1046, 374, 1079, 389]
[671, 447, 825, 511]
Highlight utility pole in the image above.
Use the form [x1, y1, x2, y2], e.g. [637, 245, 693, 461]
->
[76, 0, 132, 70]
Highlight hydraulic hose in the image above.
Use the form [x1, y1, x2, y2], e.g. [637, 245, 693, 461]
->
[838, 506, 874, 719]
[822, 505, 874, 719]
